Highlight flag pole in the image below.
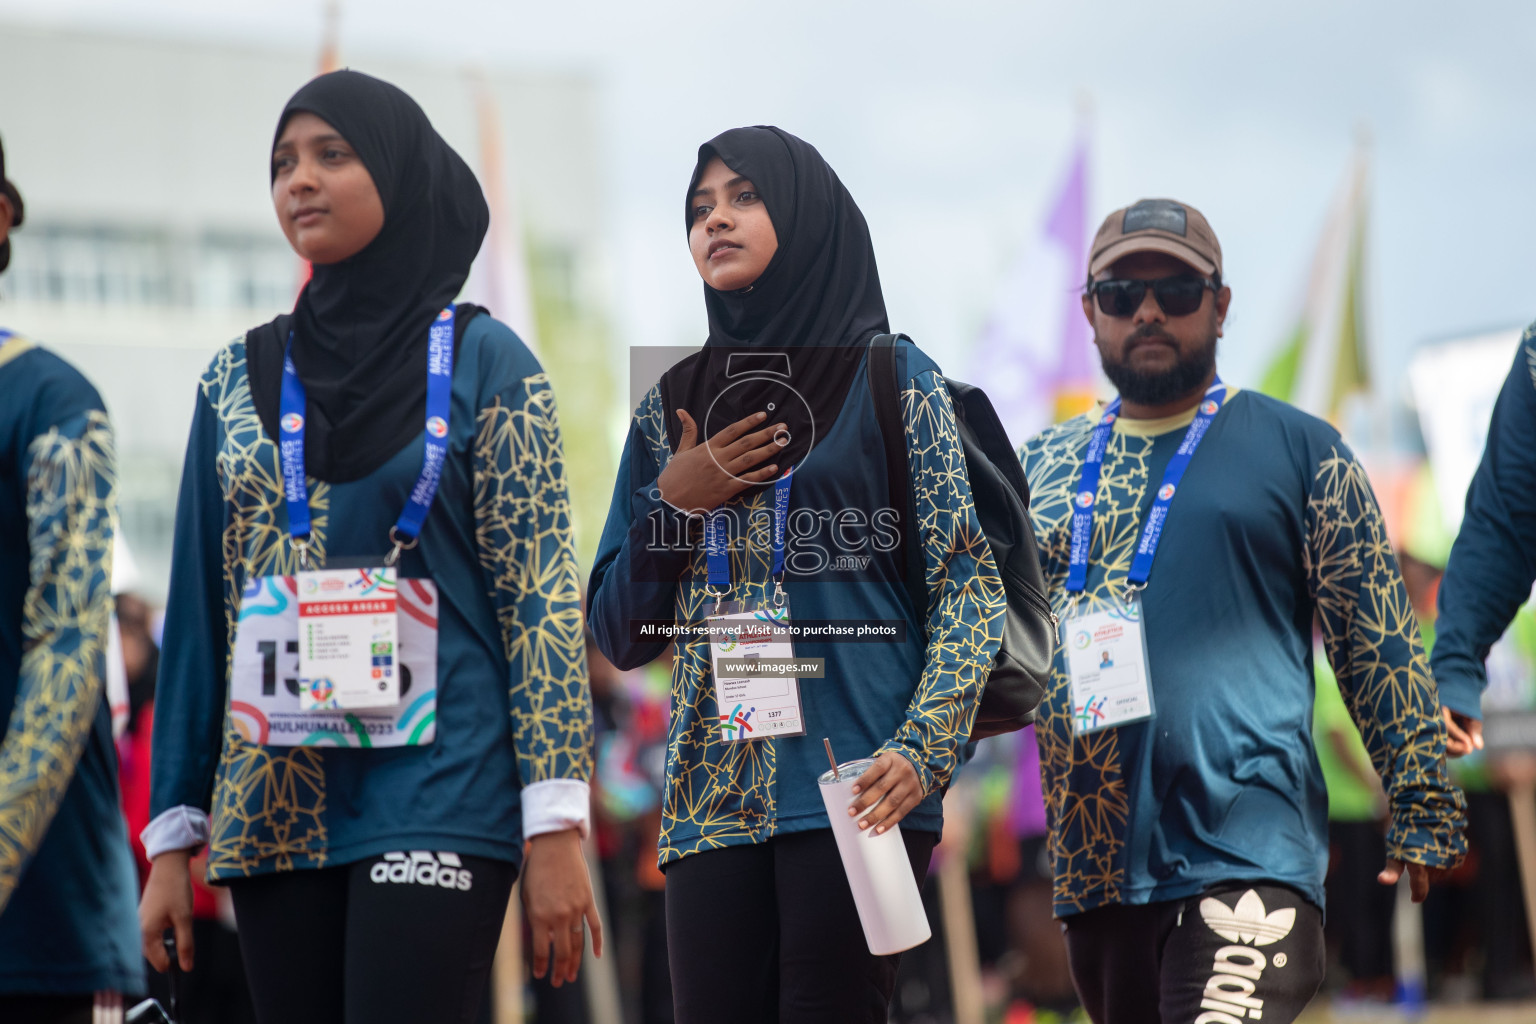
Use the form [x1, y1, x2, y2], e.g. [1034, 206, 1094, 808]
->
[318, 0, 341, 75]
[294, 1, 343, 299]
[463, 72, 541, 352]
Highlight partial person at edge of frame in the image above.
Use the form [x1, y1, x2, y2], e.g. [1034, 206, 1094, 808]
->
[1431, 321, 1536, 756]
[0, 131, 143, 1024]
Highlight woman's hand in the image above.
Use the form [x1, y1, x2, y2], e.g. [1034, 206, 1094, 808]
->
[140, 850, 196, 973]
[847, 750, 925, 836]
[521, 829, 604, 987]
[656, 409, 786, 515]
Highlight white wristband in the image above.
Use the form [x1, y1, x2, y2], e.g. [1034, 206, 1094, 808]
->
[141, 805, 210, 859]
[522, 778, 592, 841]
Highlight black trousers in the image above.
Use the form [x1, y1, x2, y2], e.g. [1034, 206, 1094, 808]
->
[1324, 820, 1395, 981]
[0, 996, 94, 1024]
[228, 851, 516, 1024]
[1063, 882, 1326, 1024]
[663, 827, 937, 1024]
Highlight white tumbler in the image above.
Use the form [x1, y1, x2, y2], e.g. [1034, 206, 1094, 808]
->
[817, 758, 932, 955]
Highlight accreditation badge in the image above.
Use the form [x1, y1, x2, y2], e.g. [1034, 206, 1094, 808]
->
[295, 566, 402, 709]
[229, 574, 439, 748]
[1062, 593, 1155, 735]
[705, 602, 806, 742]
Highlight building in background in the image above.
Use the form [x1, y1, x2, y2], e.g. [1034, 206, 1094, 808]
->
[0, 22, 613, 596]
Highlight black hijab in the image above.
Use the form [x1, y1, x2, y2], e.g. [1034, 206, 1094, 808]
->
[247, 70, 489, 483]
[658, 127, 889, 473]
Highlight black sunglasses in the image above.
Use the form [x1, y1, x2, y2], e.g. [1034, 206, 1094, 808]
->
[1089, 274, 1217, 318]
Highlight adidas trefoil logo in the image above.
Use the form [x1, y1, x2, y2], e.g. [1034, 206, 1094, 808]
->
[1193, 891, 1296, 1023]
[1200, 889, 1295, 946]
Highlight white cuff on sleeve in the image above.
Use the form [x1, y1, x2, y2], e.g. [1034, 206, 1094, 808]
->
[522, 778, 591, 841]
[141, 805, 211, 859]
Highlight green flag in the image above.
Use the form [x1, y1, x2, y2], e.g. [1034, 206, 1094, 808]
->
[1259, 146, 1371, 426]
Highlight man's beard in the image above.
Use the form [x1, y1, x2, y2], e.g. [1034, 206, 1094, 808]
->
[1097, 325, 1218, 407]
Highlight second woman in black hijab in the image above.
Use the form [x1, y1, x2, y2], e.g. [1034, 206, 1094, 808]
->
[139, 71, 600, 1024]
[588, 126, 1005, 1023]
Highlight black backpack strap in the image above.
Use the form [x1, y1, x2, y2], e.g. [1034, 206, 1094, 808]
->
[867, 334, 929, 636]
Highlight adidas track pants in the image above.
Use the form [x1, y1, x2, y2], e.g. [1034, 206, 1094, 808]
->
[1062, 882, 1325, 1024]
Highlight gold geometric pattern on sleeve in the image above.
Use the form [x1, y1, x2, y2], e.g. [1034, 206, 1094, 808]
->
[631, 385, 782, 863]
[1019, 414, 1147, 913]
[1305, 444, 1467, 869]
[873, 372, 1004, 796]
[200, 344, 331, 880]
[0, 409, 116, 912]
[473, 372, 594, 785]
[651, 370, 1003, 864]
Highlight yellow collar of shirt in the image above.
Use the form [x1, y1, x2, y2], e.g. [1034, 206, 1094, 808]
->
[1106, 386, 1242, 438]
[0, 332, 35, 371]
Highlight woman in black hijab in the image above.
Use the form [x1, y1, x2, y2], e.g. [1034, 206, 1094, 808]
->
[243, 69, 492, 483]
[588, 127, 1004, 1023]
[140, 71, 601, 1024]
[655, 126, 889, 476]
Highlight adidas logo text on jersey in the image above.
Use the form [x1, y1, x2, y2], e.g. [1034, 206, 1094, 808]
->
[369, 851, 473, 891]
[1193, 890, 1297, 1023]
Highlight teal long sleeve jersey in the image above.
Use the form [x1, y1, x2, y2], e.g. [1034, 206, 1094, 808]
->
[587, 339, 1005, 867]
[149, 315, 593, 882]
[1019, 387, 1466, 917]
[0, 333, 140, 997]
[1433, 323, 1536, 720]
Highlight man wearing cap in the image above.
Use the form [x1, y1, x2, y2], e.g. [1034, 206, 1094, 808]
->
[1018, 198, 1467, 1023]
[0, 134, 143, 1021]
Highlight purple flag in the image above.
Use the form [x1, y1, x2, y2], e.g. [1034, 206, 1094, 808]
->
[967, 137, 1096, 445]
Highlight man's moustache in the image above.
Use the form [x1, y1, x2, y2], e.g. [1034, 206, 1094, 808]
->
[1129, 328, 1177, 348]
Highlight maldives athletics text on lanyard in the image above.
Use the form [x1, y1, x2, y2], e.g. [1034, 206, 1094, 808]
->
[276, 304, 456, 712]
[1061, 378, 1227, 735]
[702, 469, 805, 742]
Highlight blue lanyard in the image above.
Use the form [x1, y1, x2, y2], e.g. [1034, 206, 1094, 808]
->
[705, 468, 795, 600]
[1066, 379, 1226, 595]
[278, 305, 456, 564]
